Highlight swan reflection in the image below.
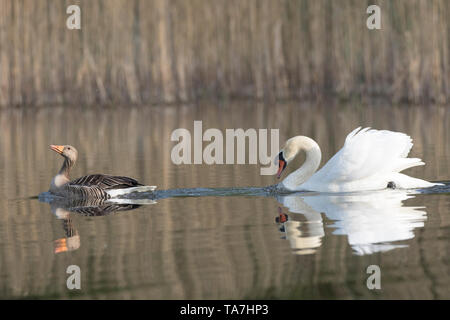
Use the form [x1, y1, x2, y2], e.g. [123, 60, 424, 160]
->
[275, 190, 426, 255]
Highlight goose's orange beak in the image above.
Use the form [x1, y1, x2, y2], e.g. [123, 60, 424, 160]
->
[54, 238, 68, 254]
[50, 145, 64, 154]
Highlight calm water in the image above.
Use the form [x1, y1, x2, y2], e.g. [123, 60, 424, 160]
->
[0, 102, 449, 299]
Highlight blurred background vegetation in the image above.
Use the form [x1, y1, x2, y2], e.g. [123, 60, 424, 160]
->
[0, 0, 449, 107]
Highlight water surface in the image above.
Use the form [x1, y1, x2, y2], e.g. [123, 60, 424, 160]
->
[0, 102, 449, 299]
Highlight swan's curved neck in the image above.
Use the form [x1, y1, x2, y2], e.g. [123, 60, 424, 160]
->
[280, 136, 322, 191]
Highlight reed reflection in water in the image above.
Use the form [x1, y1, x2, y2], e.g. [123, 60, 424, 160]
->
[0, 102, 449, 299]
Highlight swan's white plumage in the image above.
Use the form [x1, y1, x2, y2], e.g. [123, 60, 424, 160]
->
[281, 127, 439, 192]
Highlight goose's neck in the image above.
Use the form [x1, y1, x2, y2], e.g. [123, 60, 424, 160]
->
[59, 157, 74, 177]
[51, 157, 74, 190]
[281, 137, 322, 191]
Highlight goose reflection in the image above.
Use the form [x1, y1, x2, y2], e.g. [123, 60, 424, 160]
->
[275, 190, 426, 255]
[53, 212, 79, 254]
[48, 197, 156, 254]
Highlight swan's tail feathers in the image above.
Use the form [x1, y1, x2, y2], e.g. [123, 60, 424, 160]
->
[106, 185, 157, 198]
[393, 173, 442, 189]
[394, 158, 425, 173]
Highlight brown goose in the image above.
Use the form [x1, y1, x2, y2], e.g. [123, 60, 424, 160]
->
[49, 145, 156, 199]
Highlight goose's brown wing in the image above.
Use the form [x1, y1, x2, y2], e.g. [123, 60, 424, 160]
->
[50, 197, 141, 216]
[69, 174, 142, 190]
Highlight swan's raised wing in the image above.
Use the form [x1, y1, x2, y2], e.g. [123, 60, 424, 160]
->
[303, 127, 424, 191]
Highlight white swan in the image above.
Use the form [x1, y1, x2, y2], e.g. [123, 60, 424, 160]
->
[276, 127, 440, 192]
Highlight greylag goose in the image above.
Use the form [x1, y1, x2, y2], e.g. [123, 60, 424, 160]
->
[50, 196, 143, 216]
[51, 199, 143, 253]
[49, 145, 156, 199]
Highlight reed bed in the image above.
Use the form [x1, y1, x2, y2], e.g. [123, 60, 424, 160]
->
[0, 0, 449, 107]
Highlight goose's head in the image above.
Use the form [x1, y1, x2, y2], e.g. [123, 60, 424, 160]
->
[50, 145, 78, 162]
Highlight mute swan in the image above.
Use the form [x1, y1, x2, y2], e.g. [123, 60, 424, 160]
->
[49, 145, 156, 199]
[276, 127, 440, 192]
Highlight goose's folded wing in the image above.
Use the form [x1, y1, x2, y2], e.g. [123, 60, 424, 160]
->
[309, 127, 423, 184]
[51, 197, 141, 216]
[69, 203, 141, 216]
[69, 174, 142, 190]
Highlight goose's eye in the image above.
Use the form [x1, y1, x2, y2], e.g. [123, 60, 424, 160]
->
[67, 147, 71, 150]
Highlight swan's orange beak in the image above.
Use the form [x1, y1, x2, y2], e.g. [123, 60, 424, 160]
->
[50, 145, 64, 154]
[277, 159, 286, 179]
